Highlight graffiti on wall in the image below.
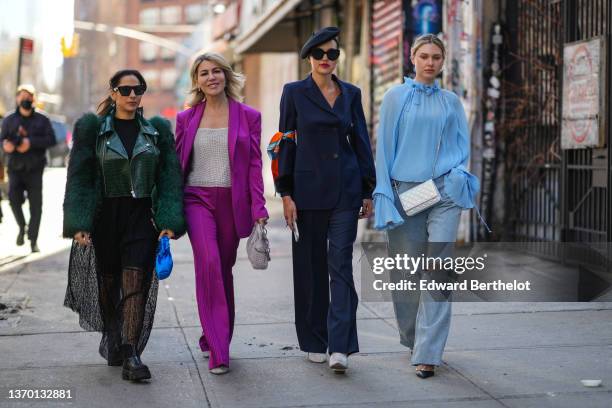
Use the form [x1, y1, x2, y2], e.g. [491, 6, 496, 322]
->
[442, 0, 483, 241]
[403, 0, 443, 76]
[478, 23, 502, 240]
[371, 0, 403, 137]
[443, 0, 482, 102]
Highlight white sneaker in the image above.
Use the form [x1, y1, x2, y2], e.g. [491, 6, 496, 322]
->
[209, 366, 229, 375]
[307, 352, 327, 363]
[202, 351, 210, 359]
[329, 352, 348, 373]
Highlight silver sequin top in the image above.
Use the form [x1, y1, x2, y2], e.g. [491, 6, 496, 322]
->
[187, 128, 231, 187]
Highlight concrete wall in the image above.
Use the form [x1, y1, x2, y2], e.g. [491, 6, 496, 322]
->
[242, 52, 299, 197]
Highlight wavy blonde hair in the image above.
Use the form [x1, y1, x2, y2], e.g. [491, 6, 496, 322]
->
[411, 34, 446, 59]
[188, 52, 245, 106]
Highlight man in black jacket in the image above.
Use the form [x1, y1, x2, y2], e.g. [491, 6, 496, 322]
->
[1, 84, 56, 252]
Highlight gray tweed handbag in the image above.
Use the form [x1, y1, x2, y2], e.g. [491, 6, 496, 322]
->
[247, 223, 270, 270]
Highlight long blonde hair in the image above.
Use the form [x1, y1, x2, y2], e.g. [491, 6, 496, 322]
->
[188, 53, 244, 106]
[411, 34, 446, 59]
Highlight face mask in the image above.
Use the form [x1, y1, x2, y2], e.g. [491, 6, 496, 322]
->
[20, 100, 33, 110]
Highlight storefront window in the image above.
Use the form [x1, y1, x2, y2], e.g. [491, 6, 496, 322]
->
[139, 8, 160, 25]
[161, 6, 181, 25]
[160, 68, 178, 90]
[185, 4, 204, 24]
[140, 42, 158, 62]
[142, 69, 160, 91]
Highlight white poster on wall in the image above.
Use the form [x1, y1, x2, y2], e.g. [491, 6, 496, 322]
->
[561, 37, 607, 149]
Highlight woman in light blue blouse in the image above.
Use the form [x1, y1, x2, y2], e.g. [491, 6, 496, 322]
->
[373, 34, 481, 379]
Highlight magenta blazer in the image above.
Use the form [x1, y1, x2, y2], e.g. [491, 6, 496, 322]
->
[175, 98, 268, 238]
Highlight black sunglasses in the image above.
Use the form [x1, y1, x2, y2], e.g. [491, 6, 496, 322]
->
[310, 47, 340, 61]
[113, 85, 146, 96]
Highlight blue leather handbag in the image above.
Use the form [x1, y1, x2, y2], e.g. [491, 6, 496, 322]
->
[155, 236, 173, 280]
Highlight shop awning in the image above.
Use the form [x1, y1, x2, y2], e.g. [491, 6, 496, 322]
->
[234, 0, 303, 55]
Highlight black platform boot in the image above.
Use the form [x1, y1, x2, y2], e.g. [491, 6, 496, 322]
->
[120, 344, 151, 381]
[106, 345, 123, 367]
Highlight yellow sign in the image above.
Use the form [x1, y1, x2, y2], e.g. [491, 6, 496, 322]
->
[61, 34, 80, 58]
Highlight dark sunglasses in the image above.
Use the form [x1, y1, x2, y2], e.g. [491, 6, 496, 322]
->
[113, 85, 146, 96]
[310, 47, 340, 61]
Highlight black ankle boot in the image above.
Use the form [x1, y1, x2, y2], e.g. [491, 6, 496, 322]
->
[16, 228, 25, 246]
[107, 347, 123, 367]
[120, 344, 151, 381]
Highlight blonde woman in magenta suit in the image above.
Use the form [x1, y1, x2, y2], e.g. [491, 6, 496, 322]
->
[175, 53, 268, 375]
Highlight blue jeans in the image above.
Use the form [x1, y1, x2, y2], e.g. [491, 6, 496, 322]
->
[386, 176, 462, 366]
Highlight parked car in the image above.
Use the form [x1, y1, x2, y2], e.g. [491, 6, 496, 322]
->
[46, 114, 71, 167]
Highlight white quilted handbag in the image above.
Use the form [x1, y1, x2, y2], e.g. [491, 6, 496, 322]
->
[394, 129, 444, 216]
[247, 223, 270, 270]
[396, 179, 441, 216]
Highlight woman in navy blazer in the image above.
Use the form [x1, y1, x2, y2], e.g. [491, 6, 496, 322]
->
[275, 27, 376, 373]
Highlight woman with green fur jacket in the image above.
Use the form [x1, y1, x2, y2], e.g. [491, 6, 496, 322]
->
[63, 69, 185, 382]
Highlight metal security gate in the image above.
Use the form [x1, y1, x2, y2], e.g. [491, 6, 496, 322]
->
[504, 0, 611, 255]
[562, 0, 611, 246]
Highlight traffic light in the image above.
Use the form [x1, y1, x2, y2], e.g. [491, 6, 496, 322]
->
[61, 34, 79, 58]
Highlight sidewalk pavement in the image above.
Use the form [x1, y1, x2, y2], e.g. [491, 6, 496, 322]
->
[0, 168, 72, 266]
[1, 199, 611, 408]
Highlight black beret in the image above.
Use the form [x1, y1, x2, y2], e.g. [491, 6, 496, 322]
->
[300, 26, 340, 59]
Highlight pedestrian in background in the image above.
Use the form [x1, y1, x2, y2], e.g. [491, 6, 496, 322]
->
[63, 69, 185, 382]
[373, 34, 481, 378]
[1, 84, 56, 252]
[175, 52, 268, 375]
[275, 27, 376, 373]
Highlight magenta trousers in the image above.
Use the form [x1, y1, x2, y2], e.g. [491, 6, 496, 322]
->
[184, 186, 240, 369]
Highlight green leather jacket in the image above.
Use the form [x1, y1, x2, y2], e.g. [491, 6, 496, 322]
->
[96, 112, 159, 198]
[62, 111, 186, 238]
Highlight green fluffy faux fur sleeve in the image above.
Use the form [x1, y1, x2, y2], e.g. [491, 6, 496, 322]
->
[62, 113, 102, 238]
[149, 116, 187, 238]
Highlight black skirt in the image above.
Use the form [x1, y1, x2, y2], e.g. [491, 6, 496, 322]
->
[93, 197, 158, 271]
[64, 196, 159, 361]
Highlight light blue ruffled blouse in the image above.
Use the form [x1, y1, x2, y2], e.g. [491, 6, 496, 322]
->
[373, 77, 480, 230]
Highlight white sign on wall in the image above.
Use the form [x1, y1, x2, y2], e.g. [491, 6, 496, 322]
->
[561, 37, 607, 149]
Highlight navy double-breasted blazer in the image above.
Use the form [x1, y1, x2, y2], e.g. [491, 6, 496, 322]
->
[275, 74, 376, 210]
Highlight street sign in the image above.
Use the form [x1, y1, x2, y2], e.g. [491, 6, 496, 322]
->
[20, 38, 34, 54]
[17, 37, 35, 86]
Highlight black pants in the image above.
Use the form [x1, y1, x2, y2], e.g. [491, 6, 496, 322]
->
[292, 207, 360, 355]
[8, 168, 44, 243]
